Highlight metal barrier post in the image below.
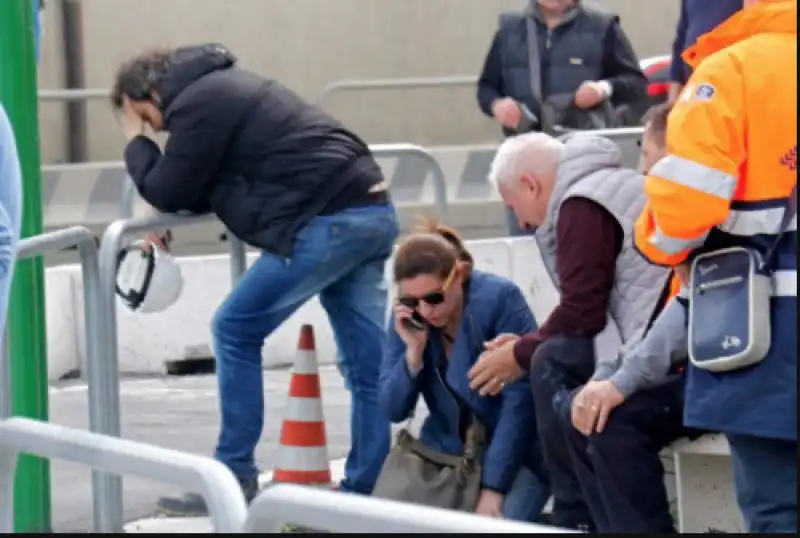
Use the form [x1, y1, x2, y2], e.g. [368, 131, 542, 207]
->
[244, 484, 575, 533]
[0, 417, 247, 533]
[96, 212, 240, 531]
[369, 143, 450, 221]
[37, 88, 110, 102]
[117, 178, 247, 283]
[313, 75, 477, 109]
[15, 226, 110, 533]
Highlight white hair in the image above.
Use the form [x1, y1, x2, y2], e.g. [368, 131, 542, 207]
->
[488, 132, 565, 190]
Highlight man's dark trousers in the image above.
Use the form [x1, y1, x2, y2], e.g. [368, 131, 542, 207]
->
[529, 336, 597, 531]
[559, 378, 692, 533]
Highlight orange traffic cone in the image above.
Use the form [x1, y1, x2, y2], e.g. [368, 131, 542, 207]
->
[273, 325, 332, 486]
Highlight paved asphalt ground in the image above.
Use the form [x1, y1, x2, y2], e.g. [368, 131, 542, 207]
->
[48, 366, 368, 533]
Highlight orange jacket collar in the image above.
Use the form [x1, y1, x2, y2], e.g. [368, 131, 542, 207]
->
[682, 0, 797, 67]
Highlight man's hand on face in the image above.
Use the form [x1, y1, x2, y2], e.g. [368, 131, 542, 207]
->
[571, 380, 625, 436]
[117, 97, 146, 141]
[574, 81, 608, 109]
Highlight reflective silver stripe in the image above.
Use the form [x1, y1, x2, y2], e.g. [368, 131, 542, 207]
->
[648, 225, 709, 255]
[720, 207, 798, 237]
[774, 270, 797, 297]
[650, 155, 737, 200]
[680, 271, 795, 297]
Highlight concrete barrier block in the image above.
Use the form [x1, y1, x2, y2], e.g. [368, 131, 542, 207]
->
[44, 266, 81, 381]
[51, 236, 563, 378]
[468, 239, 512, 279]
[509, 237, 560, 324]
[68, 253, 339, 376]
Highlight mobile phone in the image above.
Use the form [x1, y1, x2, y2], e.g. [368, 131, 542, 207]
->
[516, 104, 539, 133]
[402, 311, 426, 331]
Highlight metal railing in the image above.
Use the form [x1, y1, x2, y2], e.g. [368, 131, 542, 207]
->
[37, 75, 479, 108]
[91, 212, 247, 532]
[245, 484, 574, 533]
[1, 226, 102, 418]
[370, 143, 449, 219]
[0, 226, 109, 531]
[313, 75, 476, 108]
[0, 417, 247, 533]
[38, 88, 110, 103]
[117, 143, 450, 221]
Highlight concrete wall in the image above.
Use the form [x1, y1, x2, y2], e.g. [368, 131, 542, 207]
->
[38, 0, 680, 164]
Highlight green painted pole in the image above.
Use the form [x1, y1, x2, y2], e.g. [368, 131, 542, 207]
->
[0, 0, 52, 532]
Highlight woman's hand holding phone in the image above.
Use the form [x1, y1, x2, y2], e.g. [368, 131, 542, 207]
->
[394, 302, 428, 370]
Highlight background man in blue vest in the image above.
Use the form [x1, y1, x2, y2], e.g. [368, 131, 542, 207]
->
[476, 0, 647, 236]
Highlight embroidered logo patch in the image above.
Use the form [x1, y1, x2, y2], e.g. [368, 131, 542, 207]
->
[694, 83, 716, 101]
[780, 145, 797, 171]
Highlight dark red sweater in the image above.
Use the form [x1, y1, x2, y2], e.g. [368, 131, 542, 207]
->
[514, 197, 624, 370]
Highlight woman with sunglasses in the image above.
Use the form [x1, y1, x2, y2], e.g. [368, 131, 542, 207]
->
[378, 220, 551, 522]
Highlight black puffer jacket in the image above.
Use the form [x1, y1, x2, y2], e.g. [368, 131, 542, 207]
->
[125, 44, 383, 257]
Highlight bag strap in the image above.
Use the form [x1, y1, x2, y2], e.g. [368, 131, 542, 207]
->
[761, 184, 797, 271]
[524, 16, 556, 135]
[462, 315, 488, 458]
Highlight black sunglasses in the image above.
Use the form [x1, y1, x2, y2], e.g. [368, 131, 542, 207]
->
[397, 265, 457, 309]
[398, 292, 446, 309]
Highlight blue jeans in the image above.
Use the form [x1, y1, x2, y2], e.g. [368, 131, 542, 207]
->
[502, 466, 552, 522]
[727, 433, 797, 533]
[212, 203, 399, 495]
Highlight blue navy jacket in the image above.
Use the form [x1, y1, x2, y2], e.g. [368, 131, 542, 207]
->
[379, 271, 539, 494]
[670, 0, 742, 83]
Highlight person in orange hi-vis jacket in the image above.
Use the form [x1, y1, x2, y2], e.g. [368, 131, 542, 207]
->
[634, 0, 797, 533]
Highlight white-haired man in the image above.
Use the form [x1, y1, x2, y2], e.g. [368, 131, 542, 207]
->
[467, 131, 670, 530]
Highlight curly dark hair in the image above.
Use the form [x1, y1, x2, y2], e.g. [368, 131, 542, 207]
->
[110, 48, 174, 109]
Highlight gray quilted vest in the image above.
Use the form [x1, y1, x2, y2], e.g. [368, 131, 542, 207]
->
[535, 133, 671, 366]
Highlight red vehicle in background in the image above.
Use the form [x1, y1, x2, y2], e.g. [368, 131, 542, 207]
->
[616, 55, 671, 126]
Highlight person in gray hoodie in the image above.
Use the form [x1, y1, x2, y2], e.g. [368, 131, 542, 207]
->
[561, 103, 703, 533]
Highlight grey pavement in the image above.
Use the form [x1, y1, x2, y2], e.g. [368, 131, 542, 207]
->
[48, 366, 362, 533]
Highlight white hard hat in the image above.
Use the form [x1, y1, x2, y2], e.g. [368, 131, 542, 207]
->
[115, 241, 184, 314]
